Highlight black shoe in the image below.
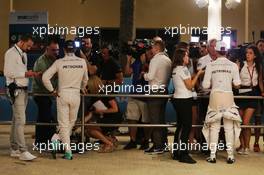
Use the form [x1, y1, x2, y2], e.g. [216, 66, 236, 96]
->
[51, 150, 56, 159]
[227, 158, 235, 164]
[144, 146, 164, 155]
[172, 153, 179, 160]
[124, 141, 137, 150]
[206, 157, 216, 163]
[144, 145, 153, 152]
[179, 154, 197, 164]
[139, 140, 149, 150]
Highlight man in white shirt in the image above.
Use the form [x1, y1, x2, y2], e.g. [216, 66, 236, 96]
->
[202, 41, 241, 164]
[144, 42, 171, 90]
[143, 40, 171, 154]
[197, 39, 218, 155]
[42, 40, 88, 160]
[4, 34, 40, 161]
[197, 39, 217, 70]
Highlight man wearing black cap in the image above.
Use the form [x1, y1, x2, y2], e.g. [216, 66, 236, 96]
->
[42, 40, 88, 160]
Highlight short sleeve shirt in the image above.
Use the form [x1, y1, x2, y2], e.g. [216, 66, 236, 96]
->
[172, 66, 192, 98]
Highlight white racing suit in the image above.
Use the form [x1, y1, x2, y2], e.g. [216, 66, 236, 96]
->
[57, 89, 81, 152]
[43, 54, 88, 153]
[202, 91, 241, 159]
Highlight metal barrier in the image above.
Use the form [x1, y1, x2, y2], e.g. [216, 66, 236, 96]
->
[1, 92, 264, 142]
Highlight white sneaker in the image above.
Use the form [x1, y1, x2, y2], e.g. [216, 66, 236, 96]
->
[237, 148, 244, 155]
[10, 149, 21, 157]
[19, 151, 37, 161]
[244, 148, 250, 155]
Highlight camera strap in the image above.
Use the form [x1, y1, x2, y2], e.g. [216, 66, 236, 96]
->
[14, 45, 26, 65]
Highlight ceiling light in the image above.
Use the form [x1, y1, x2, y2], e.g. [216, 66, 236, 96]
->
[195, 0, 209, 8]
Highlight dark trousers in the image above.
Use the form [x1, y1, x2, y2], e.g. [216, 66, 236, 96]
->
[198, 98, 209, 151]
[172, 98, 193, 156]
[34, 96, 56, 145]
[147, 97, 167, 149]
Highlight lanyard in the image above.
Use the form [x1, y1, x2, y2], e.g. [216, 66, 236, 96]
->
[247, 66, 255, 87]
[14, 46, 26, 64]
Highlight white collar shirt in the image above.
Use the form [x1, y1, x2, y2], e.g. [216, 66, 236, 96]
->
[4, 44, 28, 87]
[144, 52, 172, 89]
[240, 61, 258, 87]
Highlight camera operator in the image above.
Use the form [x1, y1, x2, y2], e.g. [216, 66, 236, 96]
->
[4, 34, 41, 161]
[98, 46, 123, 86]
[76, 36, 99, 76]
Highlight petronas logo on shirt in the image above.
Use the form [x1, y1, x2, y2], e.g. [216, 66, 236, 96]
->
[63, 65, 83, 69]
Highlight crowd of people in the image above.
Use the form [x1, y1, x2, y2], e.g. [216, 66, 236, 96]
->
[3, 34, 264, 164]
